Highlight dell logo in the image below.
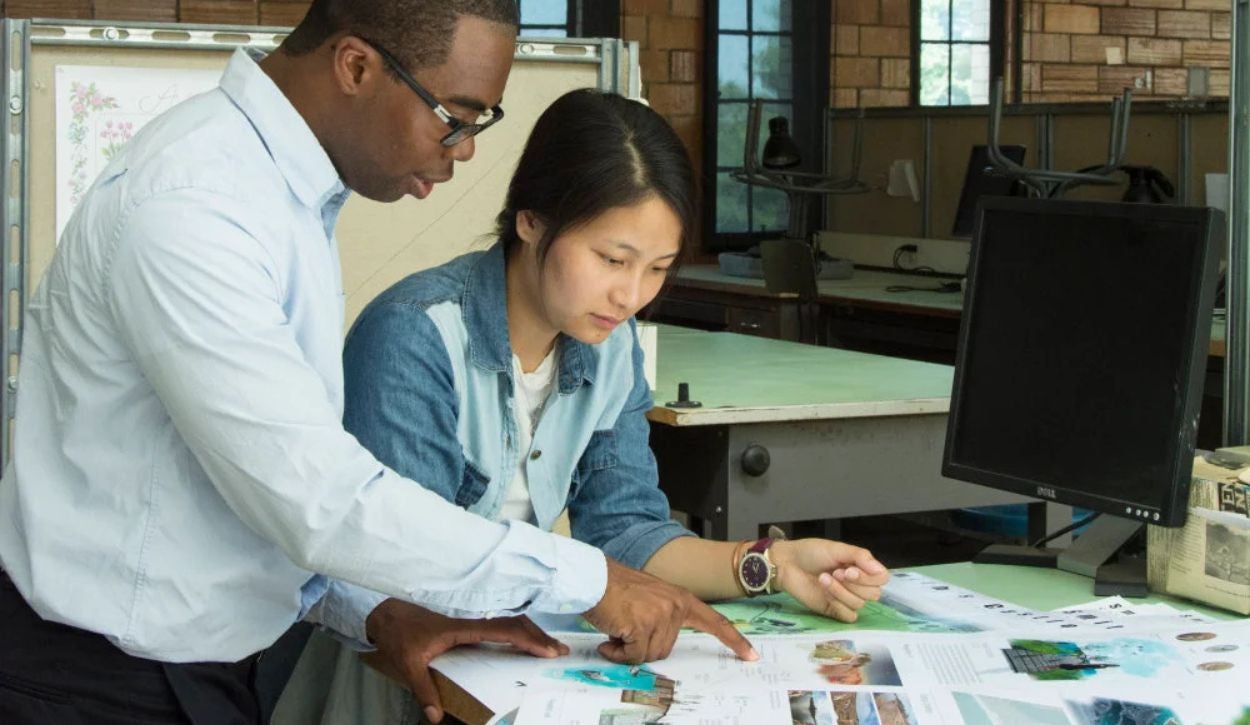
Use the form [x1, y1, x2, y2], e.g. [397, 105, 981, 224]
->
[1036, 486, 1057, 499]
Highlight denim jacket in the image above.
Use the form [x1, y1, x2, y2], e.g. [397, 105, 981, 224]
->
[342, 242, 693, 570]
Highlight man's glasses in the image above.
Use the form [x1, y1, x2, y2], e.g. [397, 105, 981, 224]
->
[360, 36, 505, 147]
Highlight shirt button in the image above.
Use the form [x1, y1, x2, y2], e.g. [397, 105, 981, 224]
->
[530, 450, 542, 461]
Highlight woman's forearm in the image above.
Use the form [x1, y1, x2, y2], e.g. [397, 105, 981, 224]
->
[642, 537, 748, 601]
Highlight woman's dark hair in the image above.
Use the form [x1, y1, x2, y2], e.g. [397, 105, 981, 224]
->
[497, 89, 696, 265]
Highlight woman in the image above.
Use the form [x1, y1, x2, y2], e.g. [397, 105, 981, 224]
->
[276, 89, 889, 724]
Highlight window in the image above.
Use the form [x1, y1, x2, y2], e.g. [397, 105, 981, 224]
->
[705, 1, 828, 246]
[517, 0, 568, 37]
[914, 0, 1003, 106]
[515, 1, 620, 39]
[712, 1, 792, 237]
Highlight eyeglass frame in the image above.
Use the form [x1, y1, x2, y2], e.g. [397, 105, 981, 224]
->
[358, 36, 505, 147]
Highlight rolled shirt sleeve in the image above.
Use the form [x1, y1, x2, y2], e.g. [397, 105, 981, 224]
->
[569, 320, 695, 570]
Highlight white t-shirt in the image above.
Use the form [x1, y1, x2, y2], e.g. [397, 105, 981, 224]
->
[498, 348, 558, 522]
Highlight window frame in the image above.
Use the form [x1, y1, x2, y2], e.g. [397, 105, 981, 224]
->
[701, 0, 831, 252]
[909, 0, 1006, 107]
[516, 0, 619, 38]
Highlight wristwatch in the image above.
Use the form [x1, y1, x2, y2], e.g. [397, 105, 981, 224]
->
[737, 526, 786, 597]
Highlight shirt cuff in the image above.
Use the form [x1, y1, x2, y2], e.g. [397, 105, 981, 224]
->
[525, 524, 608, 615]
[303, 579, 389, 652]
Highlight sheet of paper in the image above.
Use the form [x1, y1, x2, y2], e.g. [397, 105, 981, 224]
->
[435, 619, 1250, 718]
[451, 574, 1244, 720]
[513, 682, 1247, 725]
[55, 65, 222, 240]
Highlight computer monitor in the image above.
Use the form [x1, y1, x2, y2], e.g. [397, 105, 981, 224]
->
[943, 197, 1222, 590]
[951, 144, 1027, 239]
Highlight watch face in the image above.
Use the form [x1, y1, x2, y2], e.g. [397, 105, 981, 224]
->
[741, 553, 770, 589]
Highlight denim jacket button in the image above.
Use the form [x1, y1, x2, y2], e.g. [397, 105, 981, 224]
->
[529, 450, 542, 461]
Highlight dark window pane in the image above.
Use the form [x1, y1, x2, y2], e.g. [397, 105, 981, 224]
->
[520, 0, 567, 26]
[717, 103, 748, 167]
[751, 35, 793, 99]
[921, 0, 951, 41]
[717, 172, 751, 233]
[752, 0, 792, 32]
[720, 0, 748, 31]
[718, 34, 750, 98]
[920, 42, 951, 106]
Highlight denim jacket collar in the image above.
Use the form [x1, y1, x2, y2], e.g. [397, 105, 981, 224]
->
[461, 243, 596, 393]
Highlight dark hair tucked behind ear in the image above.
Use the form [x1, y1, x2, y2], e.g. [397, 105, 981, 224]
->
[282, 0, 518, 69]
[497, 89, 696, 264]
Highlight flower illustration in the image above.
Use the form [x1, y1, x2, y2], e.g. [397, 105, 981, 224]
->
[66, 81, 121, 205]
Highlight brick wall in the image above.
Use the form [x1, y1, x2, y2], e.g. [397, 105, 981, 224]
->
[831, 0, 912, 109]
[1021, 0, 1230, 102]
[3, 0, 310, 25]
[620, 0, 703, 184]
[3, 0, 702, 168]
[829, 0, 1231, 107]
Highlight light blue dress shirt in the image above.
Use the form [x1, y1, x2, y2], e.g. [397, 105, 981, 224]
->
[0, 48, 606, 663]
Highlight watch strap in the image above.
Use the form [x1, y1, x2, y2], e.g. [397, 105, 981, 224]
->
[747, 537, 774, 555]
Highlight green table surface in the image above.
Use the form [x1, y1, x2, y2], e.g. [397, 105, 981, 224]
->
[648, 325, 953, 426]
[674, 265, 965, 313]
[910, 561, 1240, 620]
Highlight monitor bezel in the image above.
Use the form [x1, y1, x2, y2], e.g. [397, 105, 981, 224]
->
[942, 197, 1221, 528]
[951, 144, 1027, 239]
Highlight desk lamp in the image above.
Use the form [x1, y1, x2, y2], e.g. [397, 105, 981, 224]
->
[719, 101, 861, 282]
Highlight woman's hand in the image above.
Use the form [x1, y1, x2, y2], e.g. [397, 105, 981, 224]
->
[768, 539, 890, 622]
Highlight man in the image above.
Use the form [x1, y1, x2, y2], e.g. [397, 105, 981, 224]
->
[0, 2, 754, 723]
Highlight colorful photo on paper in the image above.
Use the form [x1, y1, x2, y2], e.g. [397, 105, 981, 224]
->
[596, 678, 676, 725]
[544, 663, 672, 691]
[952, 691, 1070, 725]
[1002, 638, 1177, 681]
[789, 690, 837, 725]
[825, 691, 920, 725]
[806, 639, 902, 687]
[1065, 695, 1182, 725]
[872, 693, 919, 725]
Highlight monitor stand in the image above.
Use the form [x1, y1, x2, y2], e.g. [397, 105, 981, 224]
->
[973, 515, 1147, 597]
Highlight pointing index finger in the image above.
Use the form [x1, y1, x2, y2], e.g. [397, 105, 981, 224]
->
[683, 599, 758, 661]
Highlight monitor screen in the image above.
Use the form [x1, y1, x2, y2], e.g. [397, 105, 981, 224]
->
[943, 198, 1221, 527]
[952, 145, 1026, 238]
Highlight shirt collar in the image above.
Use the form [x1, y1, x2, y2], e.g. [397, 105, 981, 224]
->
[462, 243, 596, 393]
[220, 48, 345, 211]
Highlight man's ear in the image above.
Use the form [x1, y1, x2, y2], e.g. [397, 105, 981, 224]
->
[515, 210, 547, 247]
[330, 35, 379, 98]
